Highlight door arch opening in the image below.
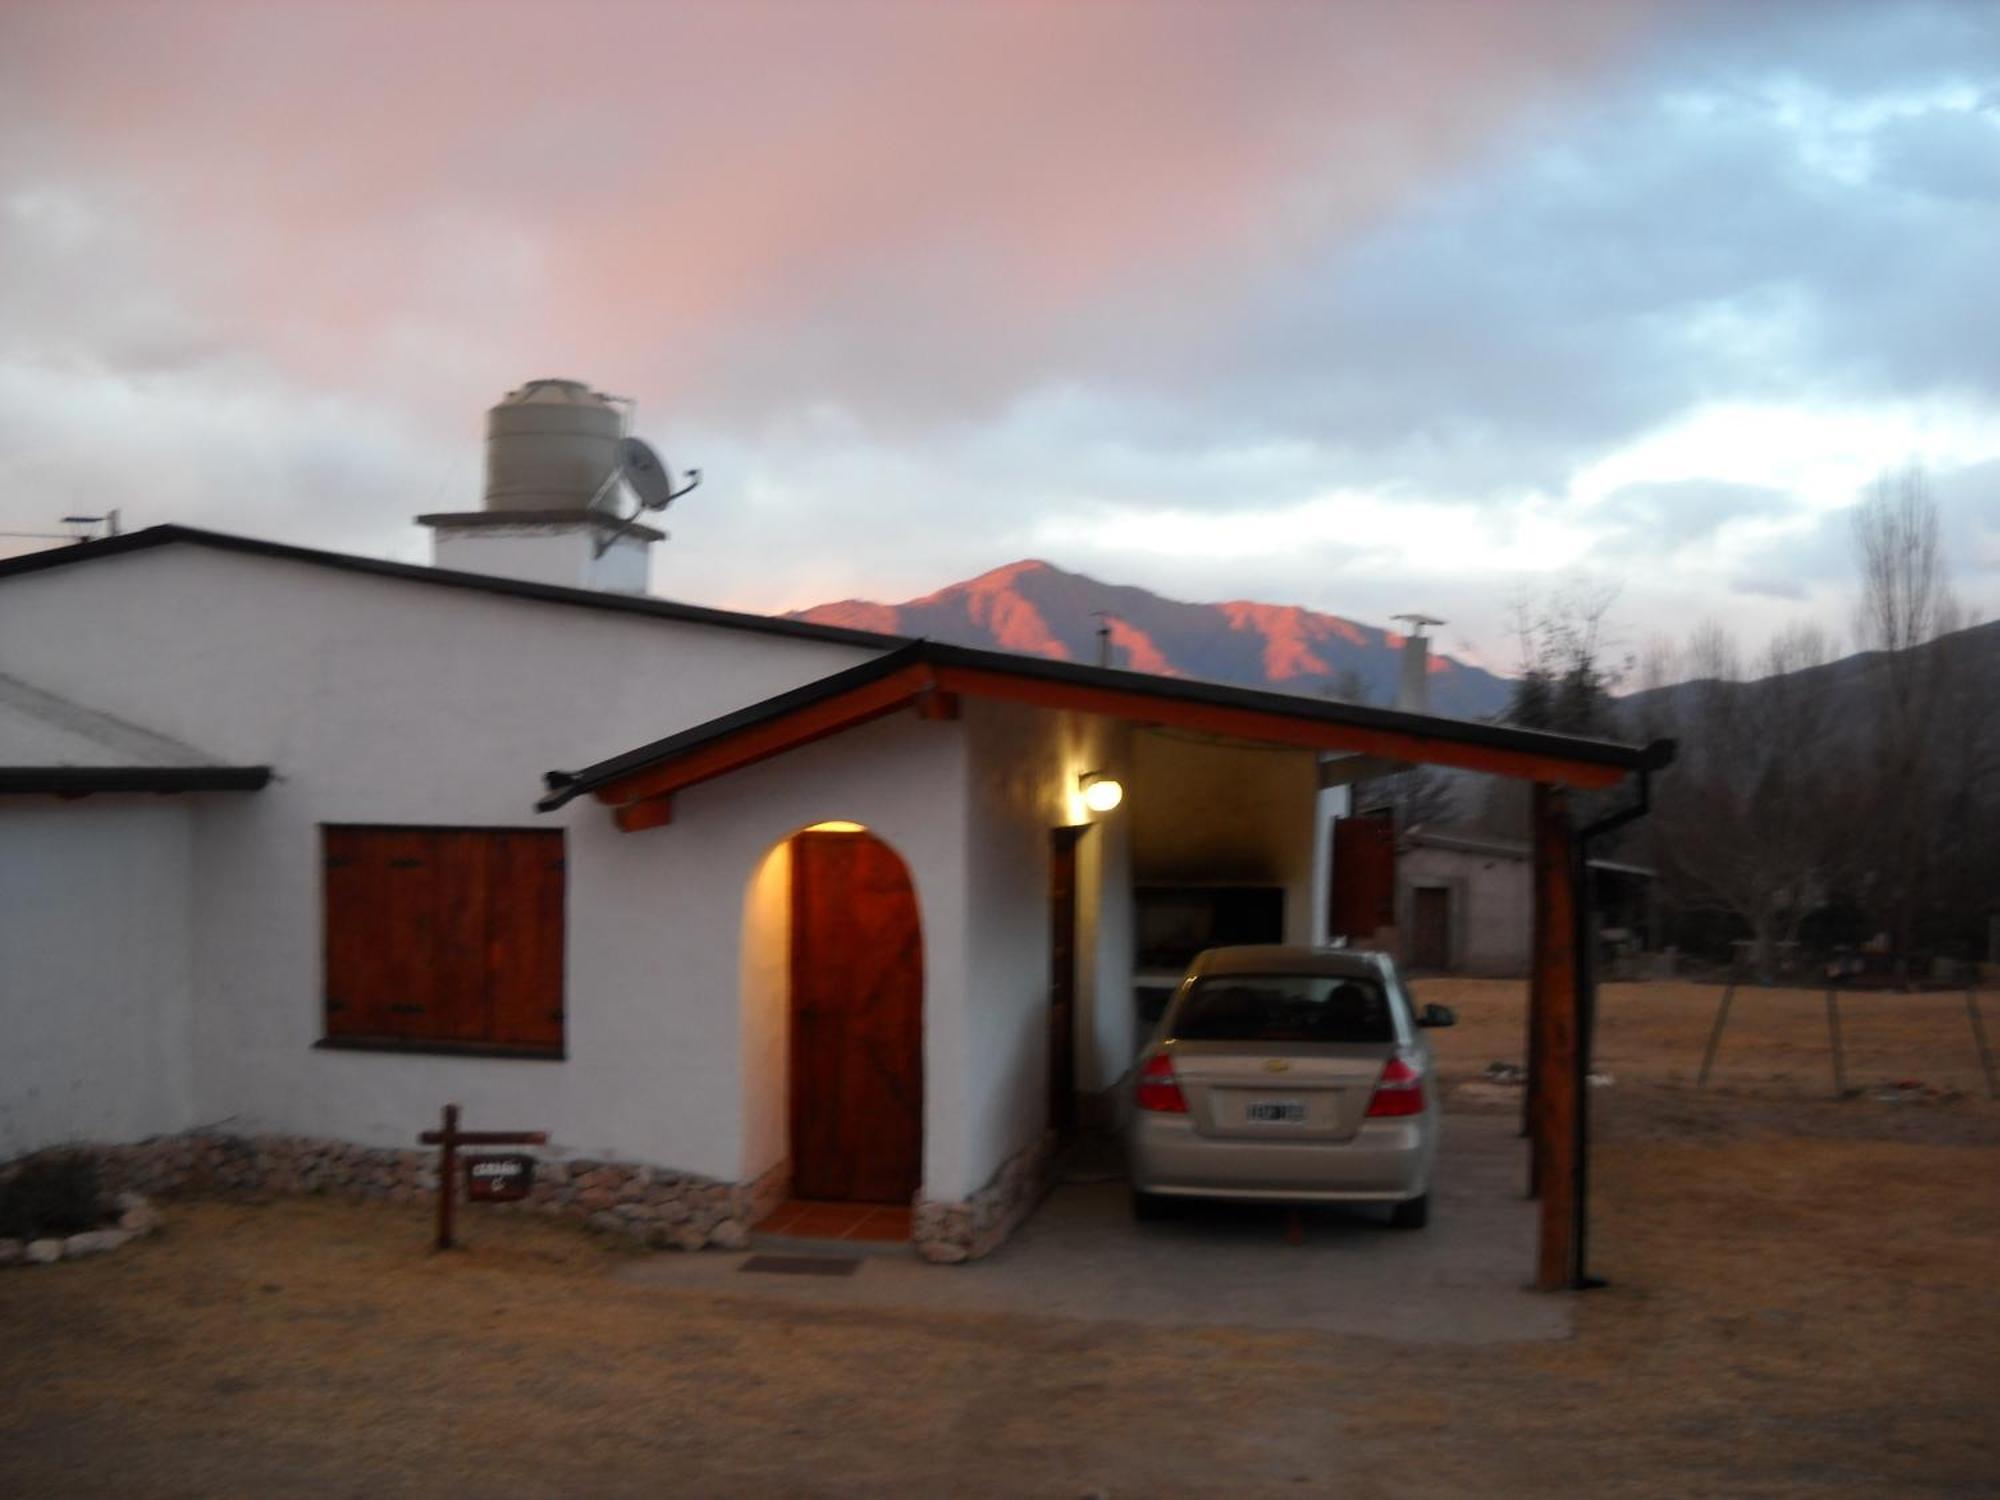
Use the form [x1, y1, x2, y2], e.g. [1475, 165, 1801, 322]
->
[786, 826, 924, 1204]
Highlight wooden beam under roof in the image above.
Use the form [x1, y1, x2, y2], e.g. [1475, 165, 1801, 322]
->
[927, 665, 1631, 790]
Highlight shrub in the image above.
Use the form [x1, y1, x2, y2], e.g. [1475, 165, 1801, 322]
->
[0, 1152, 106, 1239]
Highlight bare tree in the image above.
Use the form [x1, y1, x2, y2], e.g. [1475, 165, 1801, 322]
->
[1644, 621, 1842, 977]
[1848, 467, 1966, 966]
[1504, 576, 1628, 735]
[1358, 764, 1460, 831]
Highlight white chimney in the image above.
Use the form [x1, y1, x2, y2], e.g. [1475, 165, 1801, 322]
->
[417, 379, 661, 593]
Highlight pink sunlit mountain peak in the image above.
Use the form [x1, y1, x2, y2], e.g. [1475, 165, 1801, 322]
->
[789, 561, 1511, 715]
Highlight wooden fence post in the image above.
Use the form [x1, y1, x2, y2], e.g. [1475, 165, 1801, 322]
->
[1966, 987, 1996, 1101]
[1697, 972, 1737, 1088]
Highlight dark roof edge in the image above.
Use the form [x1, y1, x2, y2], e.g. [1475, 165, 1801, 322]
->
[541, 639, 1674, 812]
[0, 766, 274, 795]
[537, 643, 929, 810]
[914, 640, 1673, 771]
[0, 526, 911, 653]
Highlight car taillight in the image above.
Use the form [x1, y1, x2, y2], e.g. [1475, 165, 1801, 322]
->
[1135, 1052, 1188, 1113]
[1366, 1053, 1426, 1118]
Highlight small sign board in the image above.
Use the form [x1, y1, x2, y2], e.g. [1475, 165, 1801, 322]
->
[464, 1153, 535, 1203]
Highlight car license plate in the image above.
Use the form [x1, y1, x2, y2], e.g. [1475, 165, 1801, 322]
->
[1246, 1100, 1306, 1123]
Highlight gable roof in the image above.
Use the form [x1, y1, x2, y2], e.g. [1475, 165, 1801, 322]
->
[0, 525, 909, 652]
[541, 639, 1675, 827]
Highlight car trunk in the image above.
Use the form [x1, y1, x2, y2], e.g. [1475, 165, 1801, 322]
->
[1166, 1041, 1392, 1143]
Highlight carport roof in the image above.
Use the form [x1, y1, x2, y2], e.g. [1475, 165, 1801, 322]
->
[540, 639, 1674, 827]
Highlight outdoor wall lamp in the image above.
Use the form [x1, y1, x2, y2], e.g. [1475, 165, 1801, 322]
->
[1078, 771, 1123, 814]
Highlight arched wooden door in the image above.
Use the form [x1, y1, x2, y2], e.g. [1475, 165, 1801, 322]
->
[789, 830, 924, 1204]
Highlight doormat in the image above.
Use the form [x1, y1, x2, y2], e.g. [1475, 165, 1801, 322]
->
[738, 1254, 861, 1277]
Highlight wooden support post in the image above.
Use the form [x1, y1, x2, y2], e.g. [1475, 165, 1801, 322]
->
[1530, 785, 1580, 1292]
[1968, 988, 1998, 1101]
[1523, 817, 1547, 1184]
[419, 1106, 548, 1253]
[436, 1103, 458, 1252]
[1825, 987, 1847, 1099]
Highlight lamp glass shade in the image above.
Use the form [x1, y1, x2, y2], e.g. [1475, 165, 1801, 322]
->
[1081, 776, 1123, 813]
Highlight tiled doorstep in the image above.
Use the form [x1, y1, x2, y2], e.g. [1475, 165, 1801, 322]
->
[753, 1200, 913, 1252]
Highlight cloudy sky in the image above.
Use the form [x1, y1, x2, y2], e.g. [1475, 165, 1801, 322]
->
[3, 0, 1995, 670]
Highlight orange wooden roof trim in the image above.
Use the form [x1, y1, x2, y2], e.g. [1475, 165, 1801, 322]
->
[582, 657, 1640, 819]
[592, 663, 936, 808]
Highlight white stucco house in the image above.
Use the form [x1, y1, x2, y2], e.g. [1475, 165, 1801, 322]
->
[0, 383, 1660, 1261]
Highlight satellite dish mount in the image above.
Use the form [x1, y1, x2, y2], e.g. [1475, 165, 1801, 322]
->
[590, 436, 702, 557]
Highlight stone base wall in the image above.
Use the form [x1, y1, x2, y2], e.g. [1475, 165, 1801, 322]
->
[22, 1133, 762, 1251]
[913, 1129, 1057, 1263]
[17, 1133, 1060, 1263]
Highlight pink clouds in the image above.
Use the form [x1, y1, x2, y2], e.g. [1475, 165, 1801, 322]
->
[0, 0, 1658, 426]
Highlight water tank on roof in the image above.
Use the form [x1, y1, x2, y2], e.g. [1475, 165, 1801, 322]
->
[482, 378, 625, 513]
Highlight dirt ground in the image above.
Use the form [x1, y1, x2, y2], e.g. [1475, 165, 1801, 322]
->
[3, 980, 1996, 1499]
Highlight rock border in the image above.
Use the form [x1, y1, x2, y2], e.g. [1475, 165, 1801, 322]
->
[25, 1133, 764, 1252]
[9, 1129, 1061, 1263]
[914, 1130, 1057, 1264]
[0, 1192, 161, 1269]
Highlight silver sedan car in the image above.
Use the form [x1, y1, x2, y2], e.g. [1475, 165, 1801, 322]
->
[1126, 945, 1454, 1228]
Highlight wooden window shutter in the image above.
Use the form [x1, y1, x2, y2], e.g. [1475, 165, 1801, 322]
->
[321, 826, 566, 1054]
[485, 830, 566, 1050]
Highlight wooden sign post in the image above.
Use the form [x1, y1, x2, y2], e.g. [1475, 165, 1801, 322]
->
[418, 1104, 548, 1251]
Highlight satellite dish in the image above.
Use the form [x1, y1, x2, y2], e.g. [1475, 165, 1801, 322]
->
[619, 437, 701, 512]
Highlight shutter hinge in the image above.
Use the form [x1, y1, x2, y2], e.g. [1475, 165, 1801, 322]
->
[388, 1003, 426, 1015]
[388, 857, 424, 870]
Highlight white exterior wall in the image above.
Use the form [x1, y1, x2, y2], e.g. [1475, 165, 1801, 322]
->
[958, 699, 1131, 1194]
[561, 708, 969, 1186]
[1309, 782, 1351, 947]
[431, 525, 653, 593]
[0, 799, 196, 1156]
[0, 544, 884, 1176]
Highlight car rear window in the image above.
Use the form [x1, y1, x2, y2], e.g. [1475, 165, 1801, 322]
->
[1170, 974, 1396, 1044]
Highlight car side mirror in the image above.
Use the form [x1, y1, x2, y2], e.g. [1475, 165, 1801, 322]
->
[1418, 1003, 1456, 1029]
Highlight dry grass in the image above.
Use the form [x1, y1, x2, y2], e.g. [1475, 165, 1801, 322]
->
[1421, 976, 1999, 1100]
[2, 982, 1996, 1498]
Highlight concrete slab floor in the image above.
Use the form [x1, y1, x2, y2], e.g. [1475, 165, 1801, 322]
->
[614, 1113, 1573, 1345]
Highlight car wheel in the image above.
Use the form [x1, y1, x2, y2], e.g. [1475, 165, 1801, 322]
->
[1131, 1188, 1172, 1222]
[1389, 1192, 1430, 1230]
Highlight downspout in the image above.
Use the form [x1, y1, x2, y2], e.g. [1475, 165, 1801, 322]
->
[1566, 739, 1673, 1288]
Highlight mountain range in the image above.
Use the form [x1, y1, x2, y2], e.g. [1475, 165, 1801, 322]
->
[790, 559, 1514, 718]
